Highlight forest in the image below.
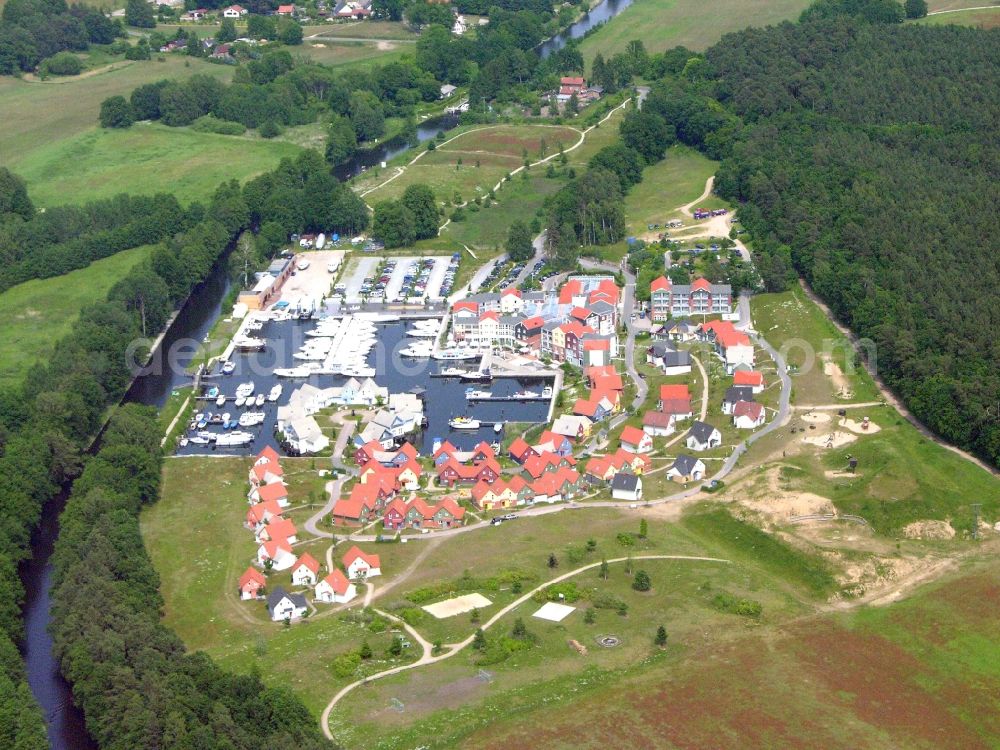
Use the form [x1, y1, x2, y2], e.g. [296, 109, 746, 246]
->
[648, 5, 1000, 466]
[0, 0, 122, 75]
[0, 152, 365, 746]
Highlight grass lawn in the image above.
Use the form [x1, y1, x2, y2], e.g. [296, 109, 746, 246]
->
[917, 6, 1000, 27]
[751, 287, 882, 406]
[577, 0, 813, 66]
[14, 122, 303, 207]
[305, 20, 419, 40]
[623, 145, 722, 233]
[0, 56, 235, 181]
[0, 245, 154, 386]
[443, 174, 563, 250]
[300, 39, 408, 68]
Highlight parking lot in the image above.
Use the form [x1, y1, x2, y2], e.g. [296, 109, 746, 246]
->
[335, 255, 459, 304]
[276, 250, 345, 306]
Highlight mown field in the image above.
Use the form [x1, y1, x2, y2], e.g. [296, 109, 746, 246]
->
[0, 244, 154, 385]
[15, 121, 304, 207]
[623, 144, 721, 233]
[300, 39, 408, 68]
[918, 7, 1000, 27]
[0, 56, 235, 178]
[577, 0, 813, 66]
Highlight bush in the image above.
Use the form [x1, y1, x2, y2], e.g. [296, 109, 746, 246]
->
[711, 591, 763, 618]
[42, 52, 82, 77]
[632, 570, 651, 591]
[331, 651, 361, 678]
[99, 96, 135, 129]
[192, 115, 248, 135]
[616, 532, 636, 547]
[534, 581, 580, 603]
[259, 120, 282, 138]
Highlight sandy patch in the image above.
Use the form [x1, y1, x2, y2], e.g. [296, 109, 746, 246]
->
[376, 41, 396, 50]
[803, 431, 857, 449]
[743, 490, 836, 522]
[422, 592, 492, 619]
[800, 412, 831, 424]
[824, 470, 860, 479]
[821, 354, 854, 399]
[902, 520, 955, 541]
[840, 417, 881, 435]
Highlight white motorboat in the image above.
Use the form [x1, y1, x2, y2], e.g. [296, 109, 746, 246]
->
[221, 361, 235, 375]
[188, 436, 210, 445]
[433, 349, 479, 361]
[542, 385, 553, 397]
[400, 343, 433, 358]
[235, 395, 246, 407]
[239, 412, 266, 427]
[216, 431, 254, 446]
[408, 327, 439, 338]
[254, 394, 266, 407]
[449, 416, 481, 430]
[235, 382, 255, 398]
[275, 365, 319, 378]
[268, 385, 282, 401]
[294, 350, 327, 361]
[234, 337, 266, 351]
[439, 367, 466, 377]
[341, 365, 376, 377]
[216, 394, 226, 407]
[494, 423, 503, 433]
[465, 389, 492, 400]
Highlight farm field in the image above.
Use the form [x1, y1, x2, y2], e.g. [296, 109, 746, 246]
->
[304, 20, 420, 40]
[0, 57, 235, 179]
[0, 245, 154, 386]
[623, 145, 721, 234]
[14, 123, 304, 207]
[459, 560, 1000, 750]
[918, 7, 1000, 27]
[359, 124, 581, 205]
[577, 0, 813, 65]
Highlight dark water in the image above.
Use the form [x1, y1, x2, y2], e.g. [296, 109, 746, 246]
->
[174, 317, 552, 457]
[538, 0, 635, 58]
[333, 114, 460, 181]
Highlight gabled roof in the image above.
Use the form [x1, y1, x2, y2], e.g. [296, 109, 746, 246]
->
[501, 287, 522, 298]
[320, 569, 351, 595]
[293, 553, 320, 574]
[519, 315, 545, 330]
[342, 545, 380, 570]
[724, 386, 755, 404]
[257, 446, 281, 464]
[733, 401, 764, 420]
[267, 586, 298, 610]
[670, 454, 703, 475]
[239, 567, 266, 590]
[643, 410, 674, 428]
[611, 472, 640, 492]
[573, 399, 601, 417]
[620, 425, 647, 446]
[734, 370, 764, 387]
[508, 436, 534, 457]
[687, 420, 719, 443]
[651, 275, 671, 292]
[260, 537, 292, 559]
[692, 277, 711, 291]
[247, 498, 283, 525]
[660, 397, 692, 415]
[257, 482, 288, 503]
[660, 384, 691, 401]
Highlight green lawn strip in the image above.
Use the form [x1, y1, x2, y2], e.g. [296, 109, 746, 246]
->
[917, 7, 1000, 26]
[577, 0, 813, 66]
[14, 122, 303, 207]
[304, 20, 419, 40]
[0, 56, 235, 176]
[0, 245, 154, 385]
[623, 144, 721, 233]
[751, 287, 882, 405]
[300, 39, 407, 68]
[681, 507, 838, 597]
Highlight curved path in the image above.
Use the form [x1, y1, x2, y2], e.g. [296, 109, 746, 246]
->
[679, 176, 715, 218]
[926, 4, 999, 13]
[320, 553, 730, 739]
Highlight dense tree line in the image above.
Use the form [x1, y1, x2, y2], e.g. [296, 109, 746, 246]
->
[0, 150, 364, 745]
[685, 10, 1000, 465]
[0, 0, 122, 74]
[48, 405, 329, 750]
[372, 183, 439, 247]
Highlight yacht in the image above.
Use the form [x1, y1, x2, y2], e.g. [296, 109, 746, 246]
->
[400, 343, 433, 358]
[542, 385, 553, 397]
[234, 336, 266, 351]
[341, 364, 376, 378]
[235, 395, 246, 407]
[254, 393, 266, 407]
[221, 361, 236, 375]
[206, 386, 219, 398]
[235, 382, 255, 398]
[216, 394, 226, 407]
[465, 389, 492, 400]
[439, 367, 466, 377]
[239, 412, 266, 427]
[268, 385, 282, 402]
[494, 423, 503, 433]
[188, 436, 210, 445]
[216, 431, 254, 446]
[513, 390, 541, 400]
[432, 349, 479, 361]
[449, 416, 481, 430]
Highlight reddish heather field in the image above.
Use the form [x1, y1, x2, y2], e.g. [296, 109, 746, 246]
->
[462, 570, 1000, 750]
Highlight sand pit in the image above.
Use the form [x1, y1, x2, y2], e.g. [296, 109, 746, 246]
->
[803, 431, 857, 449]
[742, 489, 836, 521]
[821, 355, 854, 399]
[902, 520, 955, 541]
[800, 412, 832, 424]
[532, 602, 576, 622]
[422, 593, 492, 619]
[840, 417, 882, 435]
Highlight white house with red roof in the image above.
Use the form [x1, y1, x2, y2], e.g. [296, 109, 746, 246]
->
[342, 546, 381, 579]
[252, 481, 289, 508]
[291, 553, 321, 586]
[732, 401, 766, 429]
[733, 370, 765, 393]
[276, 3, 295, 14]
[222, 4, 247, 17]
[238, 567, 267, 600]
[257, 538, 296, 571]
[315, 569, 357, 604]
[619, 425, 653, 454]
[650, 276, 732, 320]
[255, 516, 297, 544]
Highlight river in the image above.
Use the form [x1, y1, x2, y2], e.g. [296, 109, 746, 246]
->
[538, 0, 636, 58]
